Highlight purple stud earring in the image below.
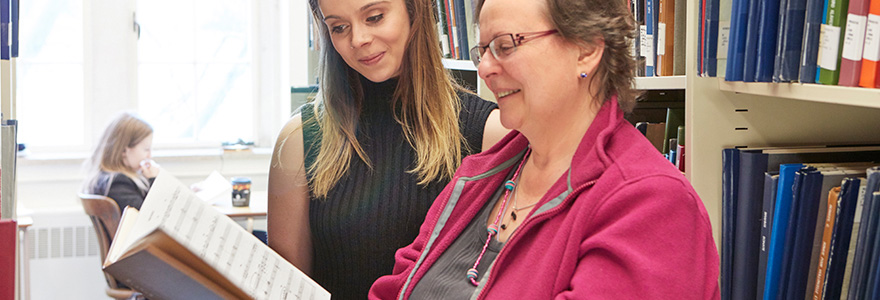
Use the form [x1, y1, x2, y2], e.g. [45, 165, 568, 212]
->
[580, 72, 588, 79]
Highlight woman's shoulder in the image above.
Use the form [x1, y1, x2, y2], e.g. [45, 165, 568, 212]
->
[456, 90, 497, 112]
[109, 173, 137, 185]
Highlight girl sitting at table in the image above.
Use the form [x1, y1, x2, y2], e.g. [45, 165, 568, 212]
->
[83, 112, 160, 211]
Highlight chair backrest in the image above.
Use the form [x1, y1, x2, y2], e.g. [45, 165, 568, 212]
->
[78, 193, 124, 290]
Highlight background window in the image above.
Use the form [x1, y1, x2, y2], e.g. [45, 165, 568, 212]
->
[15, 0, 85, 148]
[137, 0, 253, 146]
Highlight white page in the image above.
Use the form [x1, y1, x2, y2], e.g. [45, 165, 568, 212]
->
[194, 170, 233, 205]
[128, 171, 330, 300]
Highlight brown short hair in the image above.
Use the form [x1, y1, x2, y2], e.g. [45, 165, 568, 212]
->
[475, 0, 639, 113]
[83, 112, 153, 194]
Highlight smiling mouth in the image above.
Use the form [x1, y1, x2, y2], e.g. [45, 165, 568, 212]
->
[497, 89, 522, 99]
[359, 52, 385, 65]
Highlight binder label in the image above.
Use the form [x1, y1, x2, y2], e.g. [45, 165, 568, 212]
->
[718, 21, 731, 59]
[865, 14, 880, 61]
[842, 14, 867, 61]
[639, 25, 649, 57]
[658, 23, 666, 55]
[818, 24, 842, 70]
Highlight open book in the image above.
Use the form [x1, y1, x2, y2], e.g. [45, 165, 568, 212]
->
[103, 172, 329, 300]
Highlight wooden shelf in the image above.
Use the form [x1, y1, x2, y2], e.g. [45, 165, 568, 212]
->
[634, 76, 686, 90]
[442, 59, 477, 72]
[718, 79, 880, 109]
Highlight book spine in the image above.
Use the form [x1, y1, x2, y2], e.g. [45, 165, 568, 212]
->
[436, 0, 451, 58]
[675, 125, 685, 172]
[801, 0, 828, 83]
[445, 0, 457, 59]
[743, 0, 762, 81]
[708, 0, 722, 76]
[817, 0, 851, 85]
[658, 0, 675, 76]
[863, 191, 880, 299]
[756, 173, 779, 299]
[1, 0, 9, 60]
[454, 0, 469, 60]
[9, 0, 15, 58]
[726, 0, 750, 81]
[775, 0, 809, 82]
[673, 0, 687, 75]
[861, 4, 880, 87]
[636, 0, 647, 77]
[731, 151, 769, 300]
[823, 178, 861, 300]
[763, 163, 804, 299]
[812, 186, 840, 300]
[721, 148, 740, 300]
[776, 168, 811, 299]
[755, 0, 782, 82]
[783, 168, 823, 300]
[847, 169, 880, 299]
[645, 0, 656, 76]
[837, 0, 871, 86]
[717, 0, 732, 77]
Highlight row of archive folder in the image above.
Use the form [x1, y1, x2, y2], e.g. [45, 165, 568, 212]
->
[434, 0, 474, 61]
[630, 0, 686, 76]
[722, 145, 880, 300]
[699, 0, 880, 88]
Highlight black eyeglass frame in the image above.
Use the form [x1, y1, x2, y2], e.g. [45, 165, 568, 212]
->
[469, 29, 559, 67]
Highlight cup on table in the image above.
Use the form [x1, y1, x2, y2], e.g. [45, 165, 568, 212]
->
[231, 177, 251, 207]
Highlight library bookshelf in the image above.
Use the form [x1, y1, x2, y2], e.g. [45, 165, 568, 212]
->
[684, 0, 880, 251]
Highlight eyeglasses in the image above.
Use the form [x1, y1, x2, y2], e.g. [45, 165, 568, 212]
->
[469, 30, 558, 67]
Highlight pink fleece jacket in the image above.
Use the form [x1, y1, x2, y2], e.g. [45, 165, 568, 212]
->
[370, 97, 720, 299]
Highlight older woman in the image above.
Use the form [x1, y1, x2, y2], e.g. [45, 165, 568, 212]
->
[369, 0, 719, 298]
[268, 0, 506, 298]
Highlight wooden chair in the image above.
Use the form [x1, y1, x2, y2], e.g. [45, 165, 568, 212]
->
[79, 193, 139, 300]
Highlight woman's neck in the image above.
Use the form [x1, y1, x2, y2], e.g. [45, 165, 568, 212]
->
[517, 97, 601, 197]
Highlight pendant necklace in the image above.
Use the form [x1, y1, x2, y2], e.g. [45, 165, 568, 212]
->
[505, 181, 539, 227]
[466, 148, 531, 286]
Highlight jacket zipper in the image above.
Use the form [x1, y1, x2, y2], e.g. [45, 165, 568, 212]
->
[474, 179, 597, 300]
[399, 188, 450, 300]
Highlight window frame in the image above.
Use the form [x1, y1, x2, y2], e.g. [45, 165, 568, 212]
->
[16, 0, 295, 155]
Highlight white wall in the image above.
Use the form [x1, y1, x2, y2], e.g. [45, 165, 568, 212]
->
[17, 149, 272, 212]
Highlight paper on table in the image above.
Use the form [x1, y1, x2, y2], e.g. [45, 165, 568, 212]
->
[193, 171, 232, 205]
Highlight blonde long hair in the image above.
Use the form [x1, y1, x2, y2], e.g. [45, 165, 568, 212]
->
[83, 112, 153, 195]
[303, 0, 467, 198]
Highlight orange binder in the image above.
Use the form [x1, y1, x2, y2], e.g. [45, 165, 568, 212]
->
[657, 0, 676, 76]
[859, 0, 880, 88]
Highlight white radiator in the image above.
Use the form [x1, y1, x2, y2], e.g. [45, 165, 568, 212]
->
[24, 208, 112, 300]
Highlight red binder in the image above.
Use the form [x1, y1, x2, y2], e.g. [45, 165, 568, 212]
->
[0, 219, 17, 300]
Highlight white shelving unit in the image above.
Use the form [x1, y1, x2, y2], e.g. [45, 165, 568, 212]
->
[684, 0, 880, 249]
[441, 58, 477, 72]
[719, 80, 880, 109]
[635, 75, 686, 90]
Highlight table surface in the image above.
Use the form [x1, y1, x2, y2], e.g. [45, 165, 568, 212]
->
[212, 190, 268, 218]
[17, 216, 33, 228]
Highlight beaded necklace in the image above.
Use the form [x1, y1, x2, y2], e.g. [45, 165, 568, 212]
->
[466, 148, 531, 286]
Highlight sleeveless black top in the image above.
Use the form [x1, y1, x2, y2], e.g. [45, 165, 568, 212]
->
[300, 77, 497, 299]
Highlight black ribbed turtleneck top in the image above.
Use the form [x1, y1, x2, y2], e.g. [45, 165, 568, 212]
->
[300, 76, 497, 299]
